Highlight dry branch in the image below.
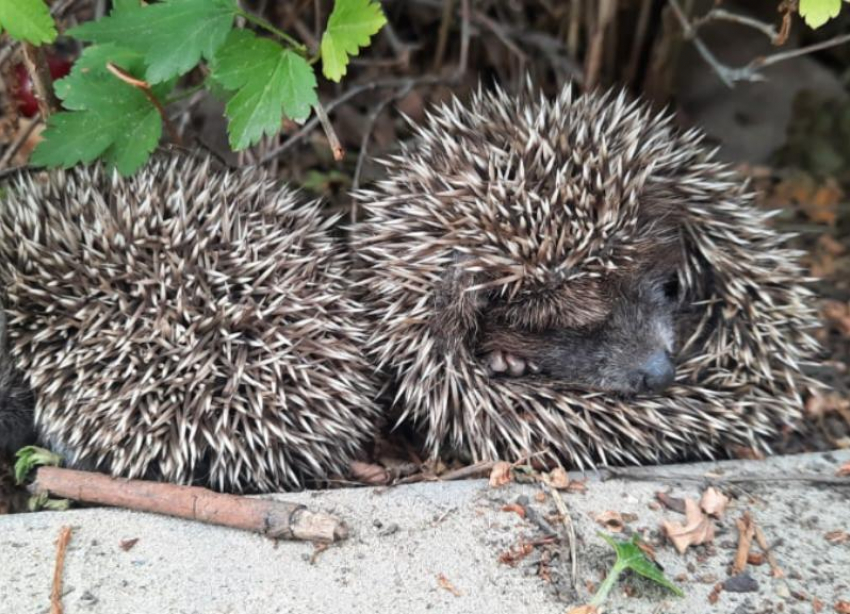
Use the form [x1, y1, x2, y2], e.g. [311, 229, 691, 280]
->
[30, 467, 348, 543]
[21, 43, 59, 118]
[50, 526, 72, 614]
[733, 512, 755, 574]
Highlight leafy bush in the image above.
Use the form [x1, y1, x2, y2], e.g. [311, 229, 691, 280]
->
[1, 0, 386, 175]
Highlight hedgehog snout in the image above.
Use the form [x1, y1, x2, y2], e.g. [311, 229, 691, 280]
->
[632, 350, 675, 393]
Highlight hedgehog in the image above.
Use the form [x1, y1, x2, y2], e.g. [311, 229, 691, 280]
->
[0, 153, 380, 492]
[0, 312, 34, 455]
[352, 84, 822, 468]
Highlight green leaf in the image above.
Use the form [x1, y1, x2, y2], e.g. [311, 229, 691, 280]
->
[70, 0, 236, 83]
[320, 0, 387, 82]
[14, 446, 62, 485]
[32, 44, 172, 175]
[31, 111, 119, 167]
[591, 534, 683, 608]
[53, 44, 147, 109]
[799, 0, 845, 28]
[0, 0, 56, 44]
[212, 29, 317, 150]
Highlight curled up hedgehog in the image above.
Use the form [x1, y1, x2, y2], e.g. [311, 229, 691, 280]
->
[0, 154, 379, 492]
[352, 84, 822, 468]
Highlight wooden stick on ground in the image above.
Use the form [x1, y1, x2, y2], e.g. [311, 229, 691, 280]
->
[50, 526, 72, 614]
[30, 467, 348, 543]
[733, 512, 755, 575]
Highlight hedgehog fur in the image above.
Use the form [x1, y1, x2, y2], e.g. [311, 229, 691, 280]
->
[0, 312, 34, 454]
[0, 154, 379, 492]
[352, 84, 821, 468]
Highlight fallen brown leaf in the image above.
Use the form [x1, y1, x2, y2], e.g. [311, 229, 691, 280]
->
[656, 491, 686, 514]
[813, 597, 825, 612]
[662, 498, 716, 554]
[437, 573, 462, 597]
[825, 530, 850, 544]
[595, 510, 625, 533]
[546, 467, 571, 489]
[700, 487, 729, 518]
[837, 461, 850, 478]
[489, 461, 512, 488]
[836, 600, 850, 614]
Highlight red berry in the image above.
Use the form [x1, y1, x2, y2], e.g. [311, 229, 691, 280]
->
[12, 54, 73, 118]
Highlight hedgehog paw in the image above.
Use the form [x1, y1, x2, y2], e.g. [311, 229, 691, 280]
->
[485, 350, 539, 377]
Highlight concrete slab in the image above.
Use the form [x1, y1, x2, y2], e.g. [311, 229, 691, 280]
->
[1, 450, 849, 614]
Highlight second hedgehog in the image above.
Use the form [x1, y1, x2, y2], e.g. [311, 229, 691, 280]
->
[0, 154, 379, 492]
[353, 85, 821, 467]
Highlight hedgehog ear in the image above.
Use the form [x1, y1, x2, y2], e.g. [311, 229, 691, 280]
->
[431, 253, 485, 352]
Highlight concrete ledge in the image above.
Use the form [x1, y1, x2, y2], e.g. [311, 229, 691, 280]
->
[2, 450, 849, 614]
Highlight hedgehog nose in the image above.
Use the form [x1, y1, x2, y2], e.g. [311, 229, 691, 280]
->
[639, 351, 675, 393]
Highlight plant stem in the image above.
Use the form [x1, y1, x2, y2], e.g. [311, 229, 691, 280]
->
[165, 81, 206, 105]
[589, 561, 624, 608]
[236, 8, 306, 52]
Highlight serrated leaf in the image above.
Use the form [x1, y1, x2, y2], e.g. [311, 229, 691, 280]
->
[32, 52, 171, 175]
[212, 29, 317, 150]
[0, 0, 56, 44]
[54, 44, 147, 110]
[70, 0, 236, 83]
[103, 109, 163, 175]
[799, 0, 844, 28]
[320, 0, 387, 82]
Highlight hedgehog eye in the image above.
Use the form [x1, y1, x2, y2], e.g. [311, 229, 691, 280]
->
[662, 274, 680, 301]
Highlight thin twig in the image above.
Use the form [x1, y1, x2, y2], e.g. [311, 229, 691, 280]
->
[584, 0, 616, 89]
[753, 524, 785, 578]
[21, 43, 59, 118]
[472, 11, 528, 64]
[669, 0, 850, 86]
[352, 81, 414, 192]
[50, 526, 72, 614]
[602, 467, 850, 487]
[626, 0, 654, 86]
[313, 100, 344, 161]
[432, 0, 456, 71]
[753, 33, 850, 70]
[543, 483, 578, 589]
[667, 0, 735, 87]
[566, 0, 582, 60]
[106, 63, 181, 145]
[0, 118, 40, 169]
[259, 75, 446, 164]
[397, 460, 497, 485]
[693, 8, 779, 42]
[456, 0, 470, 78]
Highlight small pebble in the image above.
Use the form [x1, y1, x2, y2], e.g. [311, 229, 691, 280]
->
[723, 573, 759, 593]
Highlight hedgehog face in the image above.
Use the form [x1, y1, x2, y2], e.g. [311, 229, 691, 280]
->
[478, 272, 679, 394]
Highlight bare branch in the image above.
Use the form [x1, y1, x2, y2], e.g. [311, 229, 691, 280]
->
[259, 75, 447, 165]
[21, 43, 60, 118]
[313, 100, 344, 161]
[669, 0, 850, 87]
